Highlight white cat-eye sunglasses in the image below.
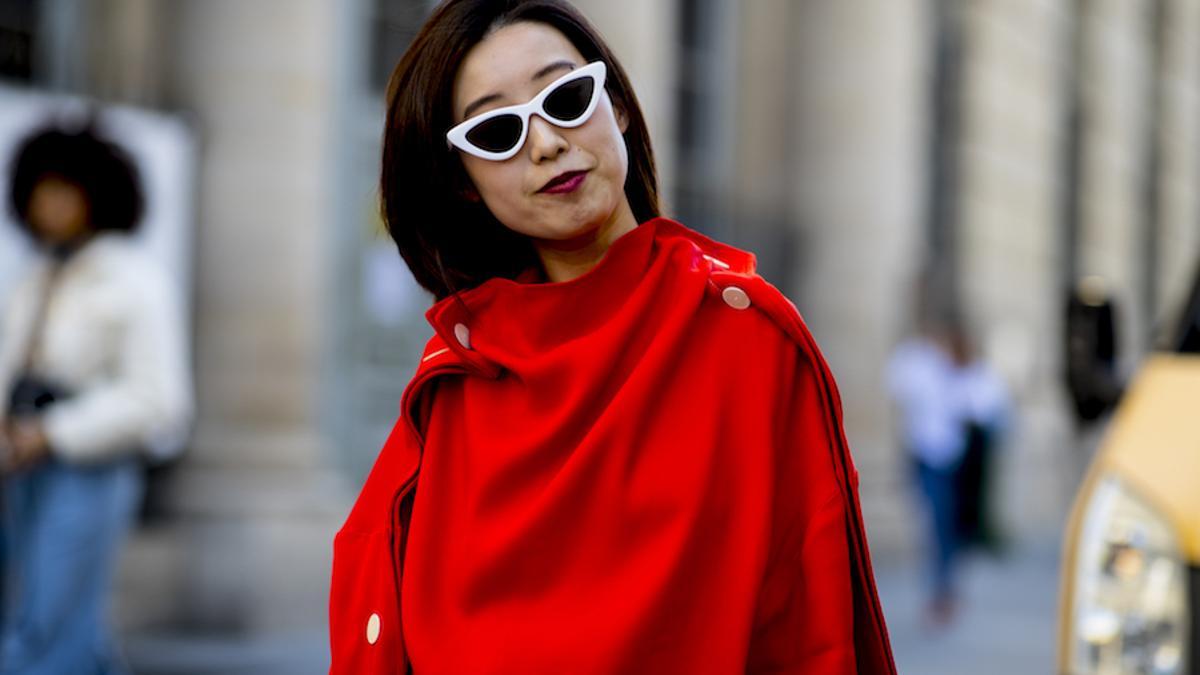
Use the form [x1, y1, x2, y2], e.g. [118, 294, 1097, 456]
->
[446, 61, 608, 161]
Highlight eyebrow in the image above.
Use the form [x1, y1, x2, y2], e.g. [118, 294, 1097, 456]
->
[461, 60, 577, 120]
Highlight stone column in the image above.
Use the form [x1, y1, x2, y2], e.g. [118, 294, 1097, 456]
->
[572, 0, 679, 201]
[1155, 0, 1200, 325]
[117, 0, 349, 637]
[86, 0, 165, 106]
[1077, 0, 1156, 370]
[954, 0, 1077, 534]
[747, 0, 931, 556]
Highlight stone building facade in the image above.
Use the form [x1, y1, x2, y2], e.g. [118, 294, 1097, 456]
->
[2, 0, 1199, 651]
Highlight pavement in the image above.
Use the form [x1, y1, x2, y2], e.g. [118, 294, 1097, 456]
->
[121, 536, 1063, 674]
[875, 536, 1062, 675]
[123, 631, 329, 675]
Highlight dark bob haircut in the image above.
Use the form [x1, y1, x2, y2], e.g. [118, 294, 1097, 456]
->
[8, 121, 145, 240]
[381, 0, 661, 301]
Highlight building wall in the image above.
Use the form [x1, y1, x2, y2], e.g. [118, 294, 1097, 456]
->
[147, 0, 692, 637]
[954, 0, 1077, 537]
[73, 0, 1200, 637]
[574, 0, 680, 201]
[725, 0, 1200, 556]
[734, 0, 932, 555]
[115, 0, 348, 634]
[1155, 0, 1200, 335]
[1077, 0, 1156, 369]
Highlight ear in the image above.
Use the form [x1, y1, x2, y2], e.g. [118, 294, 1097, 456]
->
[460, 186, 482, 203]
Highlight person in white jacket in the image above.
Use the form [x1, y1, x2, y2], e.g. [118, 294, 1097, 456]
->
[885, 313, 1009, 629]
[0, 121, 193, 674]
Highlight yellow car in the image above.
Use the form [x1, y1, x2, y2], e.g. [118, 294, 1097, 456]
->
[1057, 273, 1200, 674]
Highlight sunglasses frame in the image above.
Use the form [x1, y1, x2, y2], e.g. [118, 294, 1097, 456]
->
[446, 61, 608, 161]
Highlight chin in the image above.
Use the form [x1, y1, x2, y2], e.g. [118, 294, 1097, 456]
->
[529, 223, 594, 245]
[558, 212, 615, 241]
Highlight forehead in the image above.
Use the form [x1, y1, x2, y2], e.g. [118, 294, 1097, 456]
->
[453, 22, 587, 117]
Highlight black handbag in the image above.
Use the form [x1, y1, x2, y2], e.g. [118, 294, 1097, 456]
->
[7, 372, 70, 418]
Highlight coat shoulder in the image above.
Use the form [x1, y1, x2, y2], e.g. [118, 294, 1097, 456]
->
[656, 218, 822, 365]
[705, 265, 826, 367]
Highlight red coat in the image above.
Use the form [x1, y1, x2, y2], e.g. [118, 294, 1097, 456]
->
[329, 217, 896, 674]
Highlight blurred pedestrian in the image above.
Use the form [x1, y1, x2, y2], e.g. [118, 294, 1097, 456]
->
[327, 1, 897, 673]
[886, 314, 1008, 628]
[0, 120, 193, 674]
[944, 321, 1009, 556]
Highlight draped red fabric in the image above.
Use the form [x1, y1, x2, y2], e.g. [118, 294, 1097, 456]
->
[328, 217, 896, 674]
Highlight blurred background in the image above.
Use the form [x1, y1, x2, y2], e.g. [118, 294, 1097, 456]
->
[1, 0, 1199, 673]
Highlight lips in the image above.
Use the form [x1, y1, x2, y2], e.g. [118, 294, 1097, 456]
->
[538, 170, 589, 193]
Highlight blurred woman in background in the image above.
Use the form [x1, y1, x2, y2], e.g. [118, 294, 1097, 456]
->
[0, 121, 192, 674]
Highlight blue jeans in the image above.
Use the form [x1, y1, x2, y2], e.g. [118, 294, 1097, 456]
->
[913, 458, 959, 600]
[0, 456, 143, 674]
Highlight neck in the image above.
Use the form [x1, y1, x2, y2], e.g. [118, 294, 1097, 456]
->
[43, 231, 96, 262]
[532, 200, 639, 283]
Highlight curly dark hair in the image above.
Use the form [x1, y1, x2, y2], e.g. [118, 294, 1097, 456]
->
[7, 120, 145, 239]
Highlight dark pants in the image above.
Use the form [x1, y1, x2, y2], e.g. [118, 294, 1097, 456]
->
[955, 423, 998, 552]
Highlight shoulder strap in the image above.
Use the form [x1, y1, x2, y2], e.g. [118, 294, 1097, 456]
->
[16, 260, 66, 374]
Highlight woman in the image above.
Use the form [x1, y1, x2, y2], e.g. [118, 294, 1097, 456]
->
[0, 122, 193, 674]
[329, 1, 896, 672]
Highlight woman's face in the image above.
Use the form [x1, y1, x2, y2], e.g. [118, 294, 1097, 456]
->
[451, 21, 632, 244]
[28, 176, 90, 245]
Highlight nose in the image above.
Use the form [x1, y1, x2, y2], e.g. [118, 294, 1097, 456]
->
[527, 115, 569, 163]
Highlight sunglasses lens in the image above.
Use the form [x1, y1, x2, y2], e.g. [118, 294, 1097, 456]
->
[465, 114, 523, 153]
[543, 77, 595, 122]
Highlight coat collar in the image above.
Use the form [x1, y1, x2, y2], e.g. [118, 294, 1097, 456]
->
[347, 217, 759, 532]
[413, 216, 757, 380]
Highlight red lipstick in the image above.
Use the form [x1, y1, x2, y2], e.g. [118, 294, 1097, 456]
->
[539, 170, 588, 194]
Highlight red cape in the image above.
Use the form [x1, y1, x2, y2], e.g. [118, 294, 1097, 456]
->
[329, 217, 896, 674]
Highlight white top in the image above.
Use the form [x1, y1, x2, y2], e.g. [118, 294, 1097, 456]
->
[0, 232, 194, 463]
[885, 337, 1009, 470]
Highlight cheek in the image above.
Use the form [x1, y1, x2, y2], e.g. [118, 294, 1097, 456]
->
[31, 190, 87, 230]
[30, 198, 66, 230]
[464, 160, 523, 205]
[590, 107, 629, 175]
[611, 132, 629, 179]
[594, 124, 629, 190]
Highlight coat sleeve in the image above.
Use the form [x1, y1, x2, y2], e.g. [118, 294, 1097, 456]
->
[720, 270, 897, 675]
[42, 261, 194, 463]
[746, 335, 857, 674]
